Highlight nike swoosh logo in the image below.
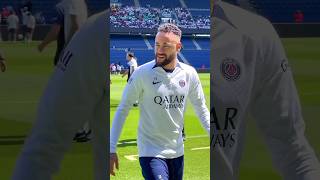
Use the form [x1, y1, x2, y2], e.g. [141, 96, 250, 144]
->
[152, 81, 161, 85]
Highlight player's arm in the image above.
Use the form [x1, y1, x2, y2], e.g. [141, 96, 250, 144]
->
[67, 0, 87, 43]
[110, 69, 142, 176]
[250, 25, 320, 179]
[0, 51, 7, 72]
[188, 69, 210, 135]
[38, 6, 63, 52]
[121, 69, 128, 77]
[68, 14, 80, 42]
[38, 24, 61, 52]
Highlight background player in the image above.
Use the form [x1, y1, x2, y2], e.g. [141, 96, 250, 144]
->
[122, 52, 138, 82]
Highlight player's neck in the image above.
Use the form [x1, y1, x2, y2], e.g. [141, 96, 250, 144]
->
[163, 59, 177, 71]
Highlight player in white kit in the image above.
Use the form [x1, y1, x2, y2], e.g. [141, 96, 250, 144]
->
[211, 1, 320, 179]
[12, 10, 108, 180]
[110, 23, 210, 179]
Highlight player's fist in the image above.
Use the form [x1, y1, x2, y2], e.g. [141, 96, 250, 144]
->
[110, 153, 119, 176]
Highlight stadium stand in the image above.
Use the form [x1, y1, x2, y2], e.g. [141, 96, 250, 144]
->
[139, 0, 180, 8]
[110, 0, 210, 30]
[110, 0, 211, 70]
[110, 35, 210, 69]
[184, 0, 210, 9]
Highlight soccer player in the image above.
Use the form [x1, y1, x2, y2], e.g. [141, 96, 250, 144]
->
[211, 1, 320, 179]
[0, 51, 6, 72]
[110, 23, 210, 179]
[122, 52, 138, 82]
[25, 12, 35, 42]
[6, 11, 19, 42]
[38, 0, 88, 66]
[39, 0, 90, 142]
[37, 1, 65, 65]
[12, 10, 108, 180]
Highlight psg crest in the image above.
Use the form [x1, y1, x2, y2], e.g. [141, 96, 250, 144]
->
[221, 58, 241, 81]
[179, 79, 186, 87]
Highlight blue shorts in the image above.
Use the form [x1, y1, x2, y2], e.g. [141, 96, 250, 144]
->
[139, 156, 184, 180]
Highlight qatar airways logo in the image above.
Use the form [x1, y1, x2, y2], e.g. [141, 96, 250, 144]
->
[154, 95, 185, 109]
[211, 107, 238, 148]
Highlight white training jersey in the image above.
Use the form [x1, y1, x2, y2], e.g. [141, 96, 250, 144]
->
[26, 15, 35, 29]
[110, 60, 210, 158]
[62, 0, 88, 43]
[7, 14, 19, 29]
[211, 1, 320, 180]
[128, 58, 138, 76]
[12, 10, 108, 180]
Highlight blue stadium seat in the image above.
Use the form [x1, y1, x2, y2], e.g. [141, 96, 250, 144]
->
[111, 35, 210, 69]
[182, 50, 210, 68]
[250, 0, 320, 23]
[184, 0, 210, 9]
[138, 0, 180, 8]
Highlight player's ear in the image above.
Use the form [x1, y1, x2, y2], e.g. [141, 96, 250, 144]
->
[176, 43, 182, 52]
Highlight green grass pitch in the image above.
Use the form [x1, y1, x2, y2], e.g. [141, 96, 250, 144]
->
[0, 38, 319, 179]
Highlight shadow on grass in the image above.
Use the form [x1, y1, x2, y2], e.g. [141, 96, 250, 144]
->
[117, 139, 137, 148]
[0, 135, 26, 145]
[110, 104, 119, 109]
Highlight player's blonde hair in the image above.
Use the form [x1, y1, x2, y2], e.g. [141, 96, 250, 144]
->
[157, 23, 182, 38]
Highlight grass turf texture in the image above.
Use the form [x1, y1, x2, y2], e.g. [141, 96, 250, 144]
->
[0, 38, 319, 179]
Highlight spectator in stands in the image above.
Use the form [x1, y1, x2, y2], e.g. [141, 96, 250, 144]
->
[111, 6, 209, 30]
[25, 11, 35, 42]
[6, 10, 19, 42]
[294, 10, 304, 23]
[0, 50, 6, 72]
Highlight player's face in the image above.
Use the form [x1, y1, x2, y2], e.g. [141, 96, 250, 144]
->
[154, 32, 182, 67]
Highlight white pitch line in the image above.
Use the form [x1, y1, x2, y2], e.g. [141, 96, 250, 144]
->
[191, 146, 210, 151]
[124, 154, 139, 161]
[117, 140, 136, 145]
[186, 134, 208, 139]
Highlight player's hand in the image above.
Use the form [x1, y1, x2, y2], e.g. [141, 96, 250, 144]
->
[37, 43, 45, 52]
[0, 60, 6, 72]
[110, 153, 119, 176]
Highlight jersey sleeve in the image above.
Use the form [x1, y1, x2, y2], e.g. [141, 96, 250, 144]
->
[52, 4, 64, 25]
[250, 23, 320, 179]
[110, 70, 143, 153]
[188, 68, 210, 135]
[68, 0, 85, 16]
